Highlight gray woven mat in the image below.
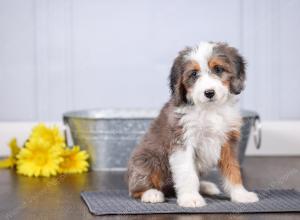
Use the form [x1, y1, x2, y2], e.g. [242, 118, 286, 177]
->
[81, 189, 300, 215]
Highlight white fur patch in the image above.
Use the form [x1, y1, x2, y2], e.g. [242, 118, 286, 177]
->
[169, 147, 200, 196]
[169, 145, 206, 207]
[186, 42, 216, 72]
[141, 189, 165, 203]
[175, 102, 241, 175]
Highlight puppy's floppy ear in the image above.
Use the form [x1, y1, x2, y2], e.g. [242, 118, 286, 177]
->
[169, 56, 187, 106]
[230, 53, 246, 95]
[173, 77, 187, 106]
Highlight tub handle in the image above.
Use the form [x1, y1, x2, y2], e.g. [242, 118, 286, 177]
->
[63, 121, 74, 147]
[252, 115, 262, 149]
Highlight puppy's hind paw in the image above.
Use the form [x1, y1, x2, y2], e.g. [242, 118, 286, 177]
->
[141, 189, 165, 203]
[200, 181, 221, 196]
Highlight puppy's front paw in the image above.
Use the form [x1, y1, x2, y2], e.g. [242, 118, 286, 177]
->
[231, 188, 259, 203]
[177, 193, 206, 207]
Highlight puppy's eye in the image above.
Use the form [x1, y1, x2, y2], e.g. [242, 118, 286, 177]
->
[214, 66, 225, 74]
[190, 71, 198, 79]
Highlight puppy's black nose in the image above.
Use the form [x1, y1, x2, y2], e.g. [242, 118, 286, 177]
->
[204, 89, 215, 99]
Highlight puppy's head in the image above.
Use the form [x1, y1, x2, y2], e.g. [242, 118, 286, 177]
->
[169, 42, 246, 106]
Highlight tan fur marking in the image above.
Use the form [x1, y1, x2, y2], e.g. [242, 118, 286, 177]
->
[222, 79, 230, 87]
[132, 191, 144, 199]
[218, 130, 242, 185]
[150, 171, 162, 189]
[208, 57, 229, 70]
[192, 61, 201, 72]
[183, 60, 201, 74]
[228, 130, 241, 142]
[131, 171, 162, 199]
[209, 57, 232, 88]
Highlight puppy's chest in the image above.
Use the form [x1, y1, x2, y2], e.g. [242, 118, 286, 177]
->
[180, 110, 237, 172]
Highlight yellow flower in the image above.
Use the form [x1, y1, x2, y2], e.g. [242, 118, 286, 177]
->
[1, 124, 90, 177]
[0, 157, 15, 168]
[59, 146, 89, 174]
[10, 138, 21, 157]
[29, 123, 65, 148]
[16, 139, 63, 177]
[0, 138, 21, 168]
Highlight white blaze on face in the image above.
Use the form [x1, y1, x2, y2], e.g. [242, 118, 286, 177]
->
[186, 42, 229, 105]
[187, 42, 215, 72]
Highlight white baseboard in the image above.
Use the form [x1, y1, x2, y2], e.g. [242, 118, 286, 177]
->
[0, 121, 299, 156]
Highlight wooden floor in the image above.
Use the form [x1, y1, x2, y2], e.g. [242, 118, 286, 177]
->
[0, 156, 299, 220]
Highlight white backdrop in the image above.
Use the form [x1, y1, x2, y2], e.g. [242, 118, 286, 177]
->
[0, 0, 300, 121]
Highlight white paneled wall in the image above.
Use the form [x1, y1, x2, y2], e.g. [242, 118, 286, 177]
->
[241, 0, 300, 120]
[0, 0, 299, 121]
[0, 0, 36, 120]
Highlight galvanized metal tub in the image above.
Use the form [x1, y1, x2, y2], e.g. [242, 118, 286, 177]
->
[63, 109, 261, 171]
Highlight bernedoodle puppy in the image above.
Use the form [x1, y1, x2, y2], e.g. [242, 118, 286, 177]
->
[127, 42, 259, 207]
